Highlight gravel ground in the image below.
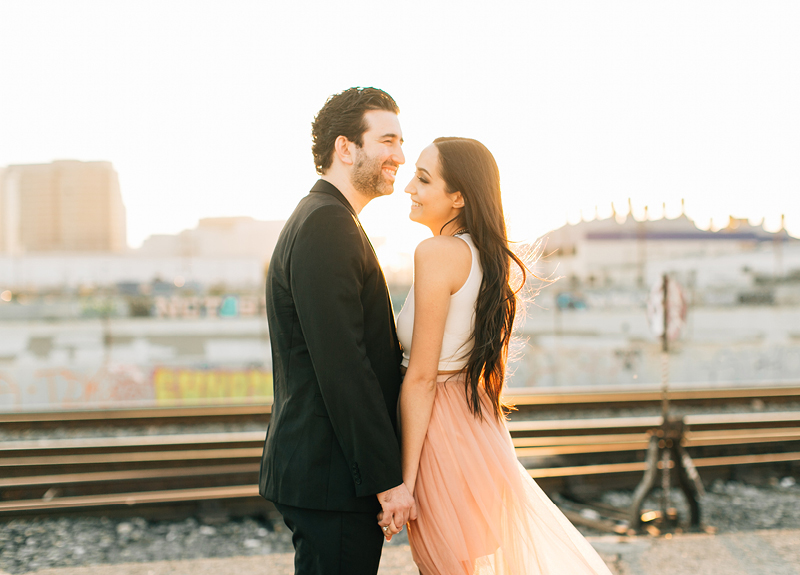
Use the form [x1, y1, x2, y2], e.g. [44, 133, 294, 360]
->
[592, 476, 800, 534]
[1, 479, 797, 574]
[0, 513, 410, 574]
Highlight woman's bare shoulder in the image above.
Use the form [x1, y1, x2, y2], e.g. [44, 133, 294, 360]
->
[414, 236, 472, 291]
[415, 235, 470, 262]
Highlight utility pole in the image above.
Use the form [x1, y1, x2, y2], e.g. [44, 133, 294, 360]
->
[631, 274, 705, 534]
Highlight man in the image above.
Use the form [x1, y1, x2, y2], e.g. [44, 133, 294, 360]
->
[259, 87, 415, 575]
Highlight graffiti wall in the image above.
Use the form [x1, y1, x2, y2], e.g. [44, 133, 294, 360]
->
[0, 365, 273, 412]
[3, 307, 798, 412]
[153, 367, 272, 403]
[508, 338, 800, 388]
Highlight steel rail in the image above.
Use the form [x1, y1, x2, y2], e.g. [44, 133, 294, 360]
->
[3, 414, 797, 467]
[526, 451, 800, 479]
[513, 427, 800, 448]
[4, 413, 797, 458]
[5, 427, 797, 488]
[2, 383, 798, 428]
[506, 411, 800, 436]
[0, 485, 260, 513]
[0, 404, 271, 424]
[0, 431, 266, 452]
[0, 447, 262, 467]
[6, 427, 797, 490]
[506, 384, 800, 407]
[1, 409, 798, 517]
[516, 429, 800, 457]
[4, 451, 799, 514]
[0, 464, 258, 489]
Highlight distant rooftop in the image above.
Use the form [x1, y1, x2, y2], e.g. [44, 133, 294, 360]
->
[545, 205, 796, 249]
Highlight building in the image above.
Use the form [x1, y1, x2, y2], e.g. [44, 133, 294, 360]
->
[538, 203, 798, 291]
[0, 160, 127, 254]
[137, 216, 284, 265]
[0, 253, 263, 291]
[0, 210, 284, 290]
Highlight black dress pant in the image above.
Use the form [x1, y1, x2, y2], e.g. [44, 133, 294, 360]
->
[275, 503, 385, 575]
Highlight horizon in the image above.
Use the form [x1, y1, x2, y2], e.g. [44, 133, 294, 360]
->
[2, 155, 797, 265]
[1, 2, 798, 252]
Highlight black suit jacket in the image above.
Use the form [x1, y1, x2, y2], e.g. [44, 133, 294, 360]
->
[259, 179, 404, 513]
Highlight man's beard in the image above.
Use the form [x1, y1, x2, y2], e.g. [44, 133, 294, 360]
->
[351, 147, 394, 198]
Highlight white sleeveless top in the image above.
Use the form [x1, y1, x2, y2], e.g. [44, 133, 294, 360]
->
[396, 234, 482, 371]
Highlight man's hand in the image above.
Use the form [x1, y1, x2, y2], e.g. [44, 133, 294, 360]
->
[376, 483, 415, 539]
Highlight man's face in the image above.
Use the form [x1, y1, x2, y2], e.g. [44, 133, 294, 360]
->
[351, 110, 405, 198]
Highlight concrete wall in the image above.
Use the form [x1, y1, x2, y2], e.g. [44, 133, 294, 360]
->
[508, 305, 800, 387]
[0, 254, 263, 290]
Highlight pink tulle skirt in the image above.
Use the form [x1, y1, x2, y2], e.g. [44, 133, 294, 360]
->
[407, 373, 612, 575]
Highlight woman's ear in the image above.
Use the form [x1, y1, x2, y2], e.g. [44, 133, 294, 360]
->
[451, 191, 465, 209]
[334, 135, 355, 166]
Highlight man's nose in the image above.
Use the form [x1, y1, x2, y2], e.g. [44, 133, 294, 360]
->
[393, 145, 405, 165]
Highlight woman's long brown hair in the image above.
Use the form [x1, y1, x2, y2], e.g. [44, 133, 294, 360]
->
[434, 137, 527, 421]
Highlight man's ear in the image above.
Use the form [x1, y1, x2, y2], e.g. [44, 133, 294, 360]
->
[451, 191, 465, 209]
[334, 135, 355, 166]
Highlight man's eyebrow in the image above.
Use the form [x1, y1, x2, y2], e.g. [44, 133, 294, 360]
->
[380, 133, 403, 144]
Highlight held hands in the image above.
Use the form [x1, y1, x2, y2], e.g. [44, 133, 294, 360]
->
[376, 483, 416, 541]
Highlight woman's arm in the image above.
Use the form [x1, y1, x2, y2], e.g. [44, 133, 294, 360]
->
[400, 236, 472, 495]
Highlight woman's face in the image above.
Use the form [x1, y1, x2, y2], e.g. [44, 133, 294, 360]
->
[404, 144, 463, 235]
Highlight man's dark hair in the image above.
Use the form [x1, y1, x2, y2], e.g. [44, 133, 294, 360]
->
[311, 87, 399, 175]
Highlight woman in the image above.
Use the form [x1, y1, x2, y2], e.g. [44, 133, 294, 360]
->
[388, 138, 612, 574]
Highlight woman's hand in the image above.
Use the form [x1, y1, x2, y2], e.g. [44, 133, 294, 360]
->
[377, 487, 417, 541]
[376, 511, 401, 541]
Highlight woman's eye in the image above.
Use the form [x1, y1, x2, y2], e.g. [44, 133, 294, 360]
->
[417, 176, 428, 184]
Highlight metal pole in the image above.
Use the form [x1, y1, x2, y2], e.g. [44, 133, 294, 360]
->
[661, 274, 669, 419]
[661, 447, 671, 517]
[103, 312, 111, 366]
[661, 274, 671, 520]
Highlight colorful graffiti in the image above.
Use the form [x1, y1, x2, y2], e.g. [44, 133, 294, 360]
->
[152, 367, 272, 404]
[0, 365, 273, 411]
[0, 364, 152, 409]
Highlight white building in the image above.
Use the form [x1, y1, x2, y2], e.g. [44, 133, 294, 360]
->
[138, 217, 284, 266]
[0, 254, 263, 290]
[538, 207, 798, 291]
[0, 160, 127, 254]
[0, 216, 286, 291]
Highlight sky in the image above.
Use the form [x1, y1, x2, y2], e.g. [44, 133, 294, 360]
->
[1, 1, 798, 262]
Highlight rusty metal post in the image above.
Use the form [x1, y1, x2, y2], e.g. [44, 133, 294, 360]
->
[630, 433, 660, 529]
[661, 274, 669, 418]
[630, 417, 704, 532]
[674, 443, 705, 528]
[630, 274, 704, 533]
[659, 274, 672, 519]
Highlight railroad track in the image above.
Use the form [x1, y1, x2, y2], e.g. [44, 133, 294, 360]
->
[1, 405, 799, 517]
[1, 382, 798, 432]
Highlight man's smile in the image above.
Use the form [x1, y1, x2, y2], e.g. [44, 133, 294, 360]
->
[382, 165, 398, 182]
